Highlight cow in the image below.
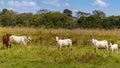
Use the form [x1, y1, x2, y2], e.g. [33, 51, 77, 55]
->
[2, 33, 12, 48]
[108, 43, 118, 53]
[10, 35, 31, 45]
[89, 36, 109, 53]
[55, 36, 72, 51]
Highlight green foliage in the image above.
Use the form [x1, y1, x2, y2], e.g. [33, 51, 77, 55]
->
[102, 16, 120, 29]
[1, 8, 120, 29]
[92, 10, 106, 19]
[63, 9, 72, 17]
[78, 15, 102, 28]
[76, 11, 90, 18]
[1, 9, 17, 26]
[0, 9, 76, 29]
[31, 12, 76, 28]
[77, 10, 120, 29]
[16, 13, 33, 27]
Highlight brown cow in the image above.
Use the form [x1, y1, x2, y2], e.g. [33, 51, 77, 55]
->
[2, 33, 12, 49]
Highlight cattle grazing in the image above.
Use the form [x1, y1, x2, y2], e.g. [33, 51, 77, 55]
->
[89, 36, 109, 53]
[108, 43, 118, 53]
[2, 33, 12, 48]
[10, 35, 31, 45]
[55, 36, 72, 51]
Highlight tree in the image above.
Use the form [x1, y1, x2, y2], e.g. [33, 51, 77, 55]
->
[30, 14, 42, 27]
[1, 9, 9, 14]
[16, 13, 33, 27]
[102, 16, 120, 29]
[92, 10, 106, 19]
[1, 9, 17, 26]
[76, 11, 90, 18]
[91, 10, 106, 28]
[63, 9, 72, 17]
[31, 12, 76, 28]
[77, 10, 106, 28]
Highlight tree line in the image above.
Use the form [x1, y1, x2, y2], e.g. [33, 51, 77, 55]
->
[0, 8, 120, 29]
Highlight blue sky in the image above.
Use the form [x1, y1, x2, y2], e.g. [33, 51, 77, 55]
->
[0, 0, 120, 16]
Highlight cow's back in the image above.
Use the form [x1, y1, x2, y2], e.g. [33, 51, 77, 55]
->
[10, 36, 23, 43]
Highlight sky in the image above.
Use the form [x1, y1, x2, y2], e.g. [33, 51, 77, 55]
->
[0, 0, 120, 16]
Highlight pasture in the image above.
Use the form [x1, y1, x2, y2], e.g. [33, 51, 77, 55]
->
[0, 27, 120, 68]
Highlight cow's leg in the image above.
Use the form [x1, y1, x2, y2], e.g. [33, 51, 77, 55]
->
[105, 45, 109, 53]
[116, 49, 118, 54]
[10, 44, 12, 48]
[106, 47, 109, 53]
[59, 45, 62, 51]
[6, 44, 8, 49]
[69, 45, 72, 51]
[94, 48, 97, 53]
[22, 41, 26, 45]
[111, 49, 113, 53]
[3, 43, 5, 49]
[58, 45, 59, 51]
[107, 48, 108, 53]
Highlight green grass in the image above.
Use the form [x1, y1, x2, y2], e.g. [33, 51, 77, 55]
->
[0, 27, 120, 68]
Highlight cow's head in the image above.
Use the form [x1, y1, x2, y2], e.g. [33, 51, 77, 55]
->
[55, 36, 59, 42]
[88, 35, 93, 42]
[27, 35, 32, 41]
[6, 33, 12, 37]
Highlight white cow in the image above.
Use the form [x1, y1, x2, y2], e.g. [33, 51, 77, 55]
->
[108, 43, 118, 53]
[55, 36, 72, 51]
[10, 35, 31, 45]
[89, 36, 109, 53]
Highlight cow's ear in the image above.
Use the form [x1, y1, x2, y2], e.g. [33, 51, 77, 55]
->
[9, 33, 12, 36]
[90, 35, 92, 38]
[27, 35, 29, 38]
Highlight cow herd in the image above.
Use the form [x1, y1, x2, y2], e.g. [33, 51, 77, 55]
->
[2, 33, 31, 49]
[2, 33, 119, 54]
[89, 36, 118, 53]
[55, 36, 118, 53]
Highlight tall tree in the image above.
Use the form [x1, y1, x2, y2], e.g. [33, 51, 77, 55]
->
[1, 9, 9, 14]
[92, 10, 106, 19]
[63, 9, 72, 17]
[1, 9, 17, 26]
[76, 11, 90, 18]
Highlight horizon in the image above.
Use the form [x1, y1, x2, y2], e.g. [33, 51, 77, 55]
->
[0, 0, 120, 16]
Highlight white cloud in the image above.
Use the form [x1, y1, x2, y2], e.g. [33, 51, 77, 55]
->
[6, 1, 40, 13]
[65, 3, 70, 7]
[7, 1, 37, 7]
[74, 9, 79, 12]
[41, 0, 61, 7]
[93, 0, 108, 7]
[41, 0, 71, 7]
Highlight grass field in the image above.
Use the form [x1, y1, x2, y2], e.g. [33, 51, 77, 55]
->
[0, 27, 120, 68]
